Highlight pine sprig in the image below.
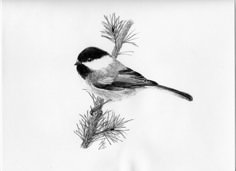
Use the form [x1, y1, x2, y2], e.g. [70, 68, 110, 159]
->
[101, 13, 137, 58]
[101, 14, 125, 43]
[74, 93, 132, 149]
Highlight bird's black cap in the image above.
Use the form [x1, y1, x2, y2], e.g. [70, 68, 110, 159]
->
[77, 47, 109, 63]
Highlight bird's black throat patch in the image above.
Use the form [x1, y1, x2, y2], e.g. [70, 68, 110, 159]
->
[76, 63, 91, 79]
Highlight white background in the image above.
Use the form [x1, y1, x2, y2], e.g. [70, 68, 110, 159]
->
[2, 0, 234, 171]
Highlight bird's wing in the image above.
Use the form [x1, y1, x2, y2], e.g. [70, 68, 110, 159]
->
[94, 67, 157, 91]
[97, 76, 114, 84]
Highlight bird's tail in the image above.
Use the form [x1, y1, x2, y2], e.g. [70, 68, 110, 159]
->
[148, 80, 193, 101]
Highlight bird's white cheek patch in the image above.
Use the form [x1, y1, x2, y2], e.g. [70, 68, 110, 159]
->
[83, 55, 113, 70]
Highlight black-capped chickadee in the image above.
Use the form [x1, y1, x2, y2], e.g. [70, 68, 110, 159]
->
[75, 47, 193, 101]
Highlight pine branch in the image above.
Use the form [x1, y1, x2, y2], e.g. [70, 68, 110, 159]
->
[75, 14, 135, 149]
[74, 92, 132, 149]
[101, 13, 137, 58]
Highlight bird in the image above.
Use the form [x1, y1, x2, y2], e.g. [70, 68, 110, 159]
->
[75, 47, 193, 101]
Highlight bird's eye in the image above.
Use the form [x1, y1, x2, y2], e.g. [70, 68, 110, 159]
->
[88, 58, 92, 62]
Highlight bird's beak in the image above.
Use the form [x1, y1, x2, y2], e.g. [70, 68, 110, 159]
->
[74, 61, 80, 66]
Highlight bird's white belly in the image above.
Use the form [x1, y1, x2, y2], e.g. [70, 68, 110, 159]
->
[85, 81, 136, 101]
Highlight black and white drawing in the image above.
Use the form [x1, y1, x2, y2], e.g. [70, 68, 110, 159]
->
[74, 14, 193, 149]
[3, 1, 234, 170]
